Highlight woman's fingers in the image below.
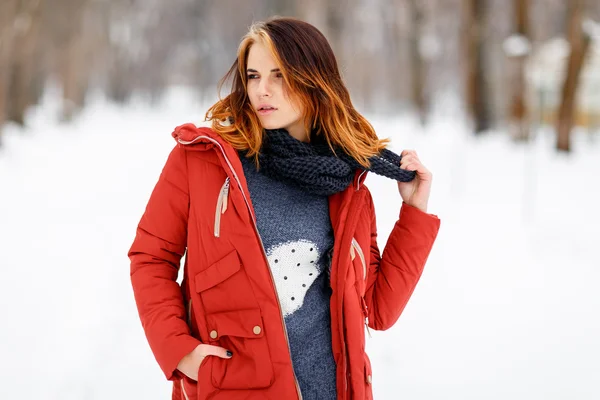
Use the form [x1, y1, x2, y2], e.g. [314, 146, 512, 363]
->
[400, 150, 431, 177]
[177, 344, 232, 381]
[400, 150, 420, 170]
[403, 163, 418, 171]
[401, 149, 417, 158]
[198, 343, 233, 359]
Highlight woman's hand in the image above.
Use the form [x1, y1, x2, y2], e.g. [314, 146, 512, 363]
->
[397, 149, 432, 213]
[177, 344, 233, 381]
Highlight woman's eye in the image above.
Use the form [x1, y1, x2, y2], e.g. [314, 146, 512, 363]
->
[247, 74, 258, 80]
[275, 73, 283, 78]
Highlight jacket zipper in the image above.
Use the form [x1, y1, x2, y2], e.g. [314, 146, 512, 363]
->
[214, 177, 230, 237]
[178, 136, 304, 400]
[355, 170, 368, 191]
[180, 379, 190, 400]
[352, 238, 372, 338]
[351, 238, 366, 280]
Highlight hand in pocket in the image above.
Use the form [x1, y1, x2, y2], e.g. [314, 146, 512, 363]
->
[177, 344, 233, 381]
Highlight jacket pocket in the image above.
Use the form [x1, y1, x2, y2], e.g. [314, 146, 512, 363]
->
[194, 249, 260, 313]
[206, 308, 274, 390]
[180, 353, 211, 400]
[180, 375, 194, 400]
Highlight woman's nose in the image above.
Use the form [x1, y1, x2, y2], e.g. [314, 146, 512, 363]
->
[257, 78, 271, 97]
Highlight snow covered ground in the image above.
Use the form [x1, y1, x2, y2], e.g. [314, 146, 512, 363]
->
[1, 88, 598, 399]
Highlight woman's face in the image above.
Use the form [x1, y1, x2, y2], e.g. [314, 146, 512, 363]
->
[246, 41, 306, 142]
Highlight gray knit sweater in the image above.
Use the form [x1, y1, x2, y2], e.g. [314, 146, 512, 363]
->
[239, 153, 337, 400]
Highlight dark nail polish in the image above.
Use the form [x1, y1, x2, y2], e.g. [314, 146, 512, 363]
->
[226, 350, 233, 357]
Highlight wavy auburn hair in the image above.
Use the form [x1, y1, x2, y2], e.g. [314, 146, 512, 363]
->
[205, 17, 389, 168]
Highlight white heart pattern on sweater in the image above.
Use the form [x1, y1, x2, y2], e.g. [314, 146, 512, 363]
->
[266, 240, 321, 317]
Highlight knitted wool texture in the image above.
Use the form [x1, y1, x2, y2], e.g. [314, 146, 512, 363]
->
[247, 128, 417, 196]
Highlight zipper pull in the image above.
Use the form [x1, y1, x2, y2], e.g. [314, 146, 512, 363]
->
[221, 177, 230, 213]
[214, 177, 230, 238]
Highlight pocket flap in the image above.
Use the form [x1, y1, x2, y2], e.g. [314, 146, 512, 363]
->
[206, 308, 265, 339]
[195, 250, 241, 293]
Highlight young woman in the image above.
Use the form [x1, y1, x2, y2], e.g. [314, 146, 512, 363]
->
[129, 17, 440, 400]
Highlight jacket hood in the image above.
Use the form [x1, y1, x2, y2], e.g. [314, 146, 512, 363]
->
[172, 123, 221, 147]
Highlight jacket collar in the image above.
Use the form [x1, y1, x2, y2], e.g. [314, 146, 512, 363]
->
[172, 123, 225, 149]
[172, 122, 369, 191]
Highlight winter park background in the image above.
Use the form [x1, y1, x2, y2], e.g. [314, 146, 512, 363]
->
[1, 1, 600, 399]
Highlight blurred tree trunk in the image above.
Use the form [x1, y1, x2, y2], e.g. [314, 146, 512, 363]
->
[386, 0, 411, 109]
[107, 53, 133, 104]
[104, 1, 134, 104]
[55, 0, 89, 122]
[295, 0, 345, 53]
[265, 0, 294, 16]
[295, 0, 347, 95]
[8, 0, 43, 126]
[408, 0, 427, 125]
[509, 0, 530, 141]
[463, 0, 490, 133]
[324, 0, 345, 61]
[58, 34, 85, 122]
[0, 0, 19, 145]
[556, 0, 590, 152]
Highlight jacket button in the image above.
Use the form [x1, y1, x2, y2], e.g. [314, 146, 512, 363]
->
[366, 375, 372, 384]
[253, 325, 262, 335]
[209, 330, 218, 339]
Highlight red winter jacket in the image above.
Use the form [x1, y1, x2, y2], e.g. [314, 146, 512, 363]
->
[128, 123, 441, 400]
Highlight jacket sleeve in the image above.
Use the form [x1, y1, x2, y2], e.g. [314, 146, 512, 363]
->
[364, 191, 441, 331]
[128, 144, 201, 381]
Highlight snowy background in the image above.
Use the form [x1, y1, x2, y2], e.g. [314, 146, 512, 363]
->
[0, 87, 598, 399]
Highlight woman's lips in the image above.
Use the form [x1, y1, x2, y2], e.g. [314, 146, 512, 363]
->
[258, 108, 276, 116]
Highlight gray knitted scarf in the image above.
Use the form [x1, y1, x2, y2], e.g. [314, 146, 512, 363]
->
[241, 128, 416, 196]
